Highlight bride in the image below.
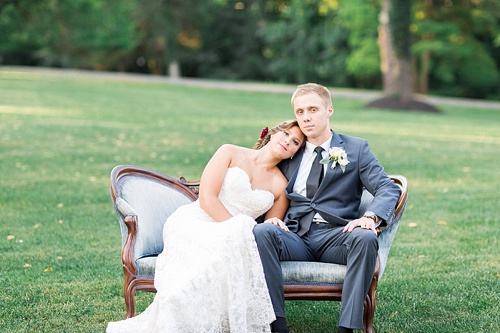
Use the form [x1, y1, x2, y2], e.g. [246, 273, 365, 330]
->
[107, 120, 305, 333]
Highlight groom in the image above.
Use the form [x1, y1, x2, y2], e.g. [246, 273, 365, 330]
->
[253, 83, 401, 333]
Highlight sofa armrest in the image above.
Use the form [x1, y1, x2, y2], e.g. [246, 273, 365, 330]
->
[115, 196, 137, 217]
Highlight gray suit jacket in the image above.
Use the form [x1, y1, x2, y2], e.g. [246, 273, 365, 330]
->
[280, 131, 401, 235]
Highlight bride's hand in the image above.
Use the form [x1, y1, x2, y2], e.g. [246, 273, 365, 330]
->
[264, 217, 289, 232]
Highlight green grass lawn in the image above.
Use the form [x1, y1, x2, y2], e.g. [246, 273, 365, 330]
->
[0, 68, 499, 333]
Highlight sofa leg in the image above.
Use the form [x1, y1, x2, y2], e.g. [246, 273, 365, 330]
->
[363, 290, 376, 333]
[124, 285, 136, 319]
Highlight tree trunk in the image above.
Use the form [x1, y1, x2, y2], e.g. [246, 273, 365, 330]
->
[361, 0, 439, 111]
[418, 51, 430, 94]
[399, 58, 412, 104]
[164, 0, 181, 78]
[168, 61, 181, 79]
[378, 0, 399, 97]
[418, 0, 433, 94]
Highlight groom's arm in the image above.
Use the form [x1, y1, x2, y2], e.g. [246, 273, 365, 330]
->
[358, 140, 401, 228]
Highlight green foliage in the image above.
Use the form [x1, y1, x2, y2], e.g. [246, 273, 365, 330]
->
[190, 0, 269, 80]
[412, 0, 500, 98]
[390, 0, 412, 59]
[345, 38, 380, 84]
[0, 0, 139, 69]
[1, 0, 500, 99]
[338, 0, 381, 85]
[459, 41, 499, 88]
[0, 1, 47, 65]
[129, 0, 270, 79]
[259, 0, 350, 86]
[1, 68, 499, 332]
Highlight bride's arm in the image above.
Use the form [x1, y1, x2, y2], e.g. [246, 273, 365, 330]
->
[263, 178, 290, 232]
[199, 144, 235, 222]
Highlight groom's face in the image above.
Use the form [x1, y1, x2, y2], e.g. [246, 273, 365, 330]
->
[292, 92, 333, 143]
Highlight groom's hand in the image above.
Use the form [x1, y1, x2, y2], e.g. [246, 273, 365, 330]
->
[343, 217, 377, 235]
[264, 217, 289, 232]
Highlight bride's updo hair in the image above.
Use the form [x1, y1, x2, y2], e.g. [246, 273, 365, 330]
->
[253, 120, 303, 150]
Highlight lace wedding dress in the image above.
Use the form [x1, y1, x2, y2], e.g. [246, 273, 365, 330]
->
[107, 167, 276, 333]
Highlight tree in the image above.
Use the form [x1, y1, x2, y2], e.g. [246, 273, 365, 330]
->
[367, 0, 438, 111]
[412, 0, 500, 99]
[191, 0, 269, 81]
[0, 0, 139, 70]
[130, 0, 199, 77]
[259, 0, 351, 86]
[338, 0, 381, 88]
[0, 0, 49, 65]
[1, 0, 499, 100]
[131, 0, 264, 79]
[389, 0, 412, 103]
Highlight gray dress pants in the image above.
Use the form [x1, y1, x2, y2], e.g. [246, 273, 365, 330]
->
[253, 222, 378, 330]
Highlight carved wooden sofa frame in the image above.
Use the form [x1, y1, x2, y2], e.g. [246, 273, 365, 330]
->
[110, 165, 408, 333]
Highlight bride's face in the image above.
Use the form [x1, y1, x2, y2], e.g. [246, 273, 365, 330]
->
[271, 126, 304, 159]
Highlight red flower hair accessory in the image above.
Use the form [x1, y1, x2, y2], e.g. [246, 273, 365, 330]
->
[260, 127, 269, 139]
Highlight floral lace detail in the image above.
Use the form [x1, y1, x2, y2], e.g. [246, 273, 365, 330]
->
[219, 167, 274, 219]
[107, 167, 276, 333]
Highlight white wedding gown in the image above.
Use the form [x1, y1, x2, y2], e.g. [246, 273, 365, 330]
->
[107, 167, 276, 333]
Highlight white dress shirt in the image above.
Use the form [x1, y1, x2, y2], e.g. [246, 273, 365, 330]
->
[293, 135, 332, 199]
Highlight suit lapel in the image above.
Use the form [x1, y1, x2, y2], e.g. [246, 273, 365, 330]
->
[316, 131, 343, 194]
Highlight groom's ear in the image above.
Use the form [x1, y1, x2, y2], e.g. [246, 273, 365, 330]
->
[328, 105, 334, 117]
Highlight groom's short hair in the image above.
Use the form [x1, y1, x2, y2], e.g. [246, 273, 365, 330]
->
[291, 83, 332, 108]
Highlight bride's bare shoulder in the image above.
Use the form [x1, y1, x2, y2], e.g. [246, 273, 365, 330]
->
[217, 144, 253, 158]
[217, 144, 252, 153]
[212, 145, 253, 168]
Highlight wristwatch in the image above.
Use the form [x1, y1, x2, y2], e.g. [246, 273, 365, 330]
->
[363, 211, 378, 223]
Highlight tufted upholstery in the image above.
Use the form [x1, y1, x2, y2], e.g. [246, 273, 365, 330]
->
[110, 165, 408, 332]
[281, 261, 347, 284]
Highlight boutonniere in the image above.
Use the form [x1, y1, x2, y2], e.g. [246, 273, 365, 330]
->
[320, 147, 350, 173]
